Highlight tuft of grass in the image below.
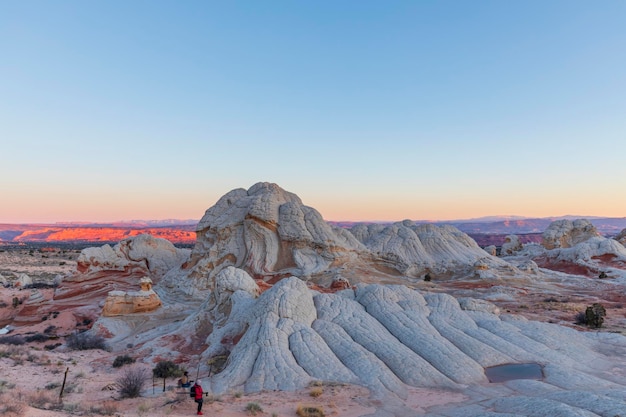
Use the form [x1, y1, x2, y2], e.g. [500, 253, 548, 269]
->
[245, 402, 263, 415]
[234, 391, 243, 398]
[90, 400, 119, 416]
[45, 382, 61, 390]
[296, 404, 325, 417]
[309, 386, 323, 397]
[0, 393, 25, 417]
[28, 390, 63, 411]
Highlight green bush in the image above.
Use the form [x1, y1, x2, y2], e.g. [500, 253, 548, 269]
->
[113, 355, 136, 368]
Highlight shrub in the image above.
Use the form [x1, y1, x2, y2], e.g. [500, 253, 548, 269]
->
[152, 360, 183, 392]
[90, 400, 119, 416]
[117, 366, 148, 399]
[296, 404, 325, 417]
[0, 301, 7, 308]
[309, 386, 323, 397]
[23, 282, 57, 289]
[43, 325, 57, 335]
[245, 402, 263, 415]
[25, 333, 49, 343]
[575, 303, 607, 328]
[45, 382, 61, 390]
[28, 390, 63, 410]
[574, 311, 587, 325]
[44, 343, 62, 351]
[66, 332, 109, 351]
[0, 393, 25, 417]
[113, 355, 136, 368]
[0, 336, 25, 345]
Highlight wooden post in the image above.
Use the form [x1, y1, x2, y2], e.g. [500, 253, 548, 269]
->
[59, 367, 69, 399]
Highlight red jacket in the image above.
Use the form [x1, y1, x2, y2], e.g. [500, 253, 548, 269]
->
[194, 383, 203, 400]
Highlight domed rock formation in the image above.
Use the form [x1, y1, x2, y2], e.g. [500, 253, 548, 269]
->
[77, 234, 189, 278]
[193, 274, 626, 417]
[542, 219, 599, 250]
[526, 219, 626, 277]
[101, 277, 162, 316]
[184, 183, 367, 286]
[501, 234, 523, 256]
[615, 228, 626, 246]
[349, 220, 509, 278]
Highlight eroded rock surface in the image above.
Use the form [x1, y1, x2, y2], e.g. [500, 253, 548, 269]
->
[542, 219, 599, 250]
[198, 274, 626, 417]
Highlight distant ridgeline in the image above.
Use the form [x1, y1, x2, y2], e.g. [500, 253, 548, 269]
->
[0, 222, 197, 245]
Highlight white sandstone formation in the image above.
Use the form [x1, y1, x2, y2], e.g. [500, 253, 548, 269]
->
[184, 182, 366, 286]
[542, 219, 599, 250]
[615, 228, 626, 246]
[483, 245, 497, 256]
[501, 234, 523, 256]
[350, 220, 509, 277]
[77, 234, 189, 278]
[196, 276, 626, 416]
[15, 273, 32, 287]
[101, 277, 162, 316]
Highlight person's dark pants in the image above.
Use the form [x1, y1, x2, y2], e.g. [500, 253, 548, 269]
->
[196, 398, 203, 413]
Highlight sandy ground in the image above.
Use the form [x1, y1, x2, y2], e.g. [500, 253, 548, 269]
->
[0, 344, 467, 417]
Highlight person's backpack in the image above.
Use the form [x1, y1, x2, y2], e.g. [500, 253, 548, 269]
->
[189, 384, 196, 398]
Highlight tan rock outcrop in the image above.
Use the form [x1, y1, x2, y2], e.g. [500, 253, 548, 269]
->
[542, 219, 599, 250]
[101, 277, 162, 316]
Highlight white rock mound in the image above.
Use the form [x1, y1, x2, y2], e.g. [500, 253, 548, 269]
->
[501, 234, 523, 256]
[542, 219, 599, 250]
[186, 182, 366, 284]
[77, 234, 189, 278]
[199, 274, 626, 412]
[349, 220, 509, 277]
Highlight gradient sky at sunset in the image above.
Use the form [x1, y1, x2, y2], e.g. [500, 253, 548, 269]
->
[2, 1, 626, 223]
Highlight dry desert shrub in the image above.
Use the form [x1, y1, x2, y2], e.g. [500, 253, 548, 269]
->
[0, 393, 25, 417]
[309, 386, 323, 397]
[245, 401, 263, 415]
[27, 389, 63, 411]
[117, 366, 149, 398]
[66, 331, 109, 351]
[296, 404, 325, 417]
[90, 400, 119, 416]
[0, 380, 17, 393]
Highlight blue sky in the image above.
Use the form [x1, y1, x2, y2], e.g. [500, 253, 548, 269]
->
[1, 1, 625, 222]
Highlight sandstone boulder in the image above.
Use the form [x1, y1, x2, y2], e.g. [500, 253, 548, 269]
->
[186, 182, 366, 285]
[101, 277, 162, 316]
[542, 219, 599, 250]
[77, 234, 189, 278]
[483, 245, 497, 256]
[501, 234, 523, 256]
[15, 273, 32, 288]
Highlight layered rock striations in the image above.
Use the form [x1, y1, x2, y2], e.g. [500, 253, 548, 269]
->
[349, 220, 509, 278]
[197, 274, 626, 417]
[101, 277, 162, 316]
[184, 183, 367, 286]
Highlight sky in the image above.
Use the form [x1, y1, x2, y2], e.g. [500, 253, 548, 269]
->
[1, 1, 626, 223]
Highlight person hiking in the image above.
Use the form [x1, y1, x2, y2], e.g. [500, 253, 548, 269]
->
[193, 379, 204, 415]
[179, 371, 191, 388]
